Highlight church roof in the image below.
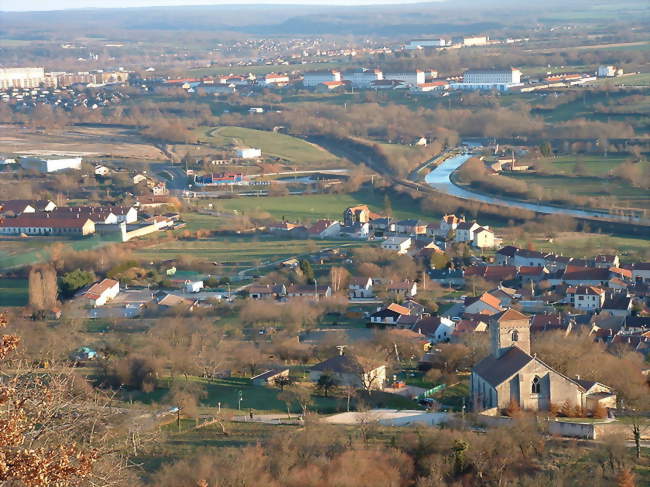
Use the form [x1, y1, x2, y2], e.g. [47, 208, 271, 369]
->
[473, 347, 534, 388]
[474, 346, 589, 391]
[491, 308, 529, 322]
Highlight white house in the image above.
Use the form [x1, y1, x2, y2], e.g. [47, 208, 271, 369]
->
[236, 147, 262, 159]
[307, 219, 341, 239]
[348, 277, 374, 299]
[405, 38, 447, 49]
[566, 286, 605, 312]
[473, 227, 495, 248]
[464, 293, 503, 315]
[303, 70, 341, 87]
[82, 279, 120, 307]
[413, 315, 456, 343]
[455, 221, 481, 243]
[185, 280, 204, 293]
[381, 236, 412, 254]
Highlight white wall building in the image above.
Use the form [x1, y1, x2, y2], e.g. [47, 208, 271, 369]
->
[0, 67, 45, 89]
[405, 39, 447, 50]
[18, 156, 82, 173]
[236, 147, 262, 159]
[264, 73, 290, 86]
[456, 68, 522, 91]
[461, 36, 488, 47]
[303, 70, 341, 87]
[597, 65, 621, 78]
[343, 68, 383, 88]
[381, 236, 412, 254]
[384, 70, 425, 87]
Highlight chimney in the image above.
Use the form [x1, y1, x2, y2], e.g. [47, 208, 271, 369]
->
[575, 374, 580, 380]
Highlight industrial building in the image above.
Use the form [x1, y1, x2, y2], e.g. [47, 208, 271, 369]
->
[455, 68, 522, 91]
[18, 156, 82, 173]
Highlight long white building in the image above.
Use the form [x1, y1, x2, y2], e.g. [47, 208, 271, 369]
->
[303, 70, 341, 87]
[0, 67, 45, 89]
[405, 39, 448, 50]
[456, 68, 522, 91]
[343, 68, 383, 88]
[384, 70, 425, 87]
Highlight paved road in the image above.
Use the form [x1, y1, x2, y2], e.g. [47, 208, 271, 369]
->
[423, 153, 638, 222]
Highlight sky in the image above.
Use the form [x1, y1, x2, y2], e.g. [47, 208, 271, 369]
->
[1, 0, 435, 12]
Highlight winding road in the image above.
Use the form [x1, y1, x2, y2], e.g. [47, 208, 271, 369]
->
[422, 153, 641, 223]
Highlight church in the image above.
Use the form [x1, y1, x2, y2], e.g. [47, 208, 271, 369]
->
[471, 309, 616, 413]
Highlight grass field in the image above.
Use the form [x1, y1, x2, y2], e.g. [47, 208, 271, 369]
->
[504, 232, 650, 261]
[127, 376, 417, 414]
[201, 126, 343, 167]
[212, 189, 428, 222]
[596, 72, 650, 87]
[508, 172, 650, 211]
[0, 233, 121, 270]
[533, 155, 628, 177]
[134, 235, 358, 274]
[0, 278, 28, 307]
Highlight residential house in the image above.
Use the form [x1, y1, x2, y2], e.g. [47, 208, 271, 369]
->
[386, 280, 418, 298]
[339, 222, 370, 240]
[473, 227, 495, 248]
[343, 205, 370, 226]
[513, 249, 546, 268]
[631, 263, 650, 284]
[518, 266, 548, 283]
[530, 313, 573, 334]
[471, 308, 616, 412]
[563, 266, 610, 287]
[394, 219, 427, 236]
[439, 214, 464, 237]
[348, 277, 374, 299]
[370, 217, 394, 235]
[601, 293, 632, 317]
[0, 199, 56, 215]
[157, 293, 198, 312]
[412, 315, 456, 343]
[286, 284, 332, 300]
[307, 219, 341, 239]
[428, 268, 465, 288]
[495, 246, 518, 265]
[381, 236, 412, 254]
[369, 303, 411, 326]
[309, 353, 386, 391]
[464, 292, 504, 315]
[566, 286, 605, 311]
[455, 221, 481, 243]
[81, 279, 120, 307]
[251, 368, 290, 386]
[594, 254, 620, 269]
[248, 284, 286, 300]
[94, 165, 110, 176]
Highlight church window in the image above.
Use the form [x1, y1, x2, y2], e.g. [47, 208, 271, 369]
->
[511, 330, 519, 342]
[531, 376, 541, 394]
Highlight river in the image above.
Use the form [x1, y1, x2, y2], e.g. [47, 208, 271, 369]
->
[423, 153, 631, 221]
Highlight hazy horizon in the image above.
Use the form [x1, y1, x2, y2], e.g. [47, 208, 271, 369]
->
[1, 0, 442, 12]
